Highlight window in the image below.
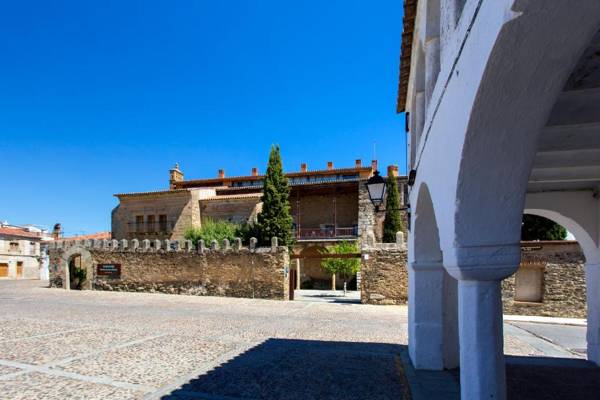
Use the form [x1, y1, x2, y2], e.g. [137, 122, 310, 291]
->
[159, 215, 168, 231]
[135, 216, 144, 233]
[147, 215, 156, 233]
[9, 242, 19, 252]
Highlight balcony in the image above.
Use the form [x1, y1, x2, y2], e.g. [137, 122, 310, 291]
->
[127, 221, 175, 235]
[293, 226, 358, 241]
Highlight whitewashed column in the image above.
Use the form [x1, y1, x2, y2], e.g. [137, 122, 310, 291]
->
[458, 279, 505, 400]
[586, 263, 600, 365]
[445, 243, 520, 400]
[408, 261, 458, 369]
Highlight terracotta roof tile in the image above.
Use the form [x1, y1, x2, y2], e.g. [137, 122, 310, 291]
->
[0, 227, 43, 239]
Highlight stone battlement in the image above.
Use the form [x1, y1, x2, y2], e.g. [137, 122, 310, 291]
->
[48, 236, 286, 254]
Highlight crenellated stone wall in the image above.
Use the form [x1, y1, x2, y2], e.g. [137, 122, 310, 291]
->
[47, 237, 289, 300]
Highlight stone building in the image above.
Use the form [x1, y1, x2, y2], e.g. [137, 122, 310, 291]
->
[0, 223, 49, 279]
[398, 1, 600, 398]
[112, 160, 407, 289]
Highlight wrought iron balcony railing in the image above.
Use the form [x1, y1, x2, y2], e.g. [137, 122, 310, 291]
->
[293, 226, 358, 240]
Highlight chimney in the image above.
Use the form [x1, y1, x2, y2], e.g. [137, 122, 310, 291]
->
[387, 165, 399, 177]
[301, 163, 308, 172]
[355, 159, 362, 169]
[218, 169, 225, 179]
[169, 163, 184, 190]
[327, 161, 334, 170]
[52, 223, 61, 240]
[371, 160, 378, 171]
[251, 167, 258, 176]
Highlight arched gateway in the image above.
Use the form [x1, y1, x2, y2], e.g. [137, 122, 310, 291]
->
[59, 245, 94, 291]
[399, 1, 600, 399]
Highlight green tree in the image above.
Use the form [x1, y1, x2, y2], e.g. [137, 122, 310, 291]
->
[320, 241, 361, 289]
[184, 219, 238, 246]
[383, 169, 404, 242]
[521, 214, 567, 241]
[256, 145, 293, 246]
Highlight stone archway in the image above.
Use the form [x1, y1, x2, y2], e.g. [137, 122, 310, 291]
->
[60, 246, 94, 291]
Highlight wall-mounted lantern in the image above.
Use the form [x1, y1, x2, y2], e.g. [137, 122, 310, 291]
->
[366, 170, 387, 211]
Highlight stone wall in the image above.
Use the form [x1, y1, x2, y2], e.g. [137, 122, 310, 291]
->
[200, 196, 262, 224]
[502, 241, 586, 318]
[360, 235, 408, 305]
[48, 238, 289, 300]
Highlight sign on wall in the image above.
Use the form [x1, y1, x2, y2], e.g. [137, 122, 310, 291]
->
[97, 264, 121, 279]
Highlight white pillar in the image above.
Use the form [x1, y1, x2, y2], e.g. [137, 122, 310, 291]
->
[586, 263, 600, 365]
[409, 261, 458, 369]
[458, 280, 506, 400]
[295, 259, 301, 290]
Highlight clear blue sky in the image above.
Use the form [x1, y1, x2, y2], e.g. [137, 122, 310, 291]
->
[0, 0, 406, 236]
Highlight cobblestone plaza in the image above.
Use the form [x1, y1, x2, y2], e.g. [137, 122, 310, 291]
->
[0, 280, 592, 399]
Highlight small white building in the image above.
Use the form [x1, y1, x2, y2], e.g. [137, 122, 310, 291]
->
[0, 223, 49, 279]
[399, 1, 600, 399]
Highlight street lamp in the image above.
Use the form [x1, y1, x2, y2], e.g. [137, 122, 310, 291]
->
[366, 170, 386, 211]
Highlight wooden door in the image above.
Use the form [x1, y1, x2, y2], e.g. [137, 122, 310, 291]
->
[16, 262, 23, 278]
[0, 263, 8, 277]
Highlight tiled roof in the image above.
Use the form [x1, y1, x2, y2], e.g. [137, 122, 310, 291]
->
[203, 193, 263, 201]
[60, 232, 112, 242]
[397, 0, 418, 113]
[0, 227, 43, 239]
[114, 189, 189, 198]
[175, 166, 373, 188]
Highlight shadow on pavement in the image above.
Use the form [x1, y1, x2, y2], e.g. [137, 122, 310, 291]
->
[163, 339, 410, 400]
[505, 355, 600, 400]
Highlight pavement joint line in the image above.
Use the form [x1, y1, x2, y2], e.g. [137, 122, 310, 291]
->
[43, 333, 170, 368]
[0, 358, 155, 393]
[144, 341, 259, 400]
[505, 322, 581, 357]
[0, 326, 101, 343]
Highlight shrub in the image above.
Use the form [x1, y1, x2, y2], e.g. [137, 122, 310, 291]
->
[184, 219, 239, 246]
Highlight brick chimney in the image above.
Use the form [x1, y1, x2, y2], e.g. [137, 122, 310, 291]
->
[327, 161, 334, 170]
[218, 169, 225, 179]
[251, 167, 258, 176]
[169, 163, 184, 189]
[355, 159, 362, 169]
[387, 165, 399, 177]
[371, 160, 378, 171]
[301, 163, 308, 172]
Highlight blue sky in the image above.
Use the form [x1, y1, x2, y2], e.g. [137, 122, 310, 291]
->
[0, 0, 406, 236]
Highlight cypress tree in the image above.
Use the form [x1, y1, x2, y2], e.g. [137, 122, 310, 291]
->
[256, 145, 294, 246]
[383, 168, 404, 243]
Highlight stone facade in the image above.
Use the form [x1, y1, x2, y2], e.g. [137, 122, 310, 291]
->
[360, 235, 408, 305]
[48, 238, 289, 300]
[502, 241, 587, 318]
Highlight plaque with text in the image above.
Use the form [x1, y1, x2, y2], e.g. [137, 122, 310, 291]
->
[97, 264, 121, 278]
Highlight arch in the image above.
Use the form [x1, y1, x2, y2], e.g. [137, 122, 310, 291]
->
[453, 2, 600, 251]
[410, 182, 442, 263]
[524, 208, 598, 265]
[60, 246, 93, 291]
[408, 182, 459, 369]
